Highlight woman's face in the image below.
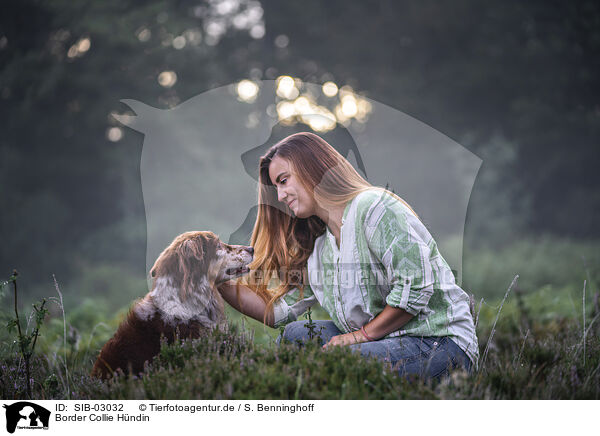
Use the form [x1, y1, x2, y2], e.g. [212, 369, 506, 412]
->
[268, 155, 316, 218]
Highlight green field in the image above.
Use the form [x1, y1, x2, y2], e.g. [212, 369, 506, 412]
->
[1, 237, 599, 400]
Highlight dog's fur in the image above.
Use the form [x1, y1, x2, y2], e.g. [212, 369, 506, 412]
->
[91, 231, 253, 379]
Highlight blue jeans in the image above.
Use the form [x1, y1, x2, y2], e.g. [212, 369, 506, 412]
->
[276, 320, 472, 380]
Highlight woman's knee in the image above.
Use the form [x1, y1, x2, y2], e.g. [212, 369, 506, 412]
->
[395, 337, 471, 380]
[278, 320, 340, 345]
[348, 342, 393, 362]
[281, 320, 310, 342]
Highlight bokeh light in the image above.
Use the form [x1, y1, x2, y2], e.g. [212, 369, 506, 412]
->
[196, 0, 264, 44]
[274, 34, 289, 48]
[136, 27, 151, 42]
[250, 24, 265, 39]
[67, 37, 91, 59]
[236, 79, 259, 102]
[172, 36, 186, 49]
[341, 95, 358, 117]
[276, 76, 299, 99]
[106, 127, 123, 142]
[77, 38, 91, 53]
[270, 77, 371, 132]
[158, 71, 177, 88]
[183, 28, 202, 45]
[322, 81, 338, 97]
[276, 101, 296, 120]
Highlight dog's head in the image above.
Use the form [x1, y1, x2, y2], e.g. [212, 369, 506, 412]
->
[150, 231, 253, 298]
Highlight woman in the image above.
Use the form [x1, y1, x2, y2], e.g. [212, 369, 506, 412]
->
[217, 132, 478, 379]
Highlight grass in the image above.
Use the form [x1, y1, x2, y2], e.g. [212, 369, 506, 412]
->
[1, 309, 598, 399]
[1, 237, 599, 400]
[1, 281, 598, 400]
[462, 235, 600, 301]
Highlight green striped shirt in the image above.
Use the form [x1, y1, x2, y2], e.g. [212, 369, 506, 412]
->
[272, 188, 479, 366]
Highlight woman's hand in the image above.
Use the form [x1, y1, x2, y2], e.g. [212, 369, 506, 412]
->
[322, 306, 415, 349]
[322, 330, 368, 349]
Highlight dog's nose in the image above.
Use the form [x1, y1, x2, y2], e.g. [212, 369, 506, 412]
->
[247, 247, 254, 255]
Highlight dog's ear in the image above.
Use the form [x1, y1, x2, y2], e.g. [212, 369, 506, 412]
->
[178, 237, 207, 273]
[182, 238, 203, 259]
[151, 236, 189, 282]
[177, 235, 218, 298]
[149, 256, 165, 283]
[188, 235, 217, 276]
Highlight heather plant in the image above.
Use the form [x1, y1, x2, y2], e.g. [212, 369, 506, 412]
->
[1, 270, 48, 399]
[80, 323, 436, 400]
[299, 306, 325, 345]
[1, 264, 599, 400]
[1, 303, 599, 399]
[0, 272, 110, 399]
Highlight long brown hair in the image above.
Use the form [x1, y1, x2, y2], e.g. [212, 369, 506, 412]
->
[239, 132, 416, 322]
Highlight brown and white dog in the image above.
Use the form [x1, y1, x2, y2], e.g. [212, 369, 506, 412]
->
[91, 231, 253, 379]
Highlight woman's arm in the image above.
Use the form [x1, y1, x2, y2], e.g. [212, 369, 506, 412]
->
[361, 305, 414, 339]
[217, 280, 275, 327]
[323, 305, 414, 348]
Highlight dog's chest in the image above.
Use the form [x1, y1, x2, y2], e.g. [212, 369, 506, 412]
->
[147, 276, 224, 327]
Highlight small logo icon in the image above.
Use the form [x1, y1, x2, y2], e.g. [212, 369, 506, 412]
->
[3, 402, 50, 433]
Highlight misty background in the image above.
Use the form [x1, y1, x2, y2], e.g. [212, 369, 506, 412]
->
[1, 0, 599, 317]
